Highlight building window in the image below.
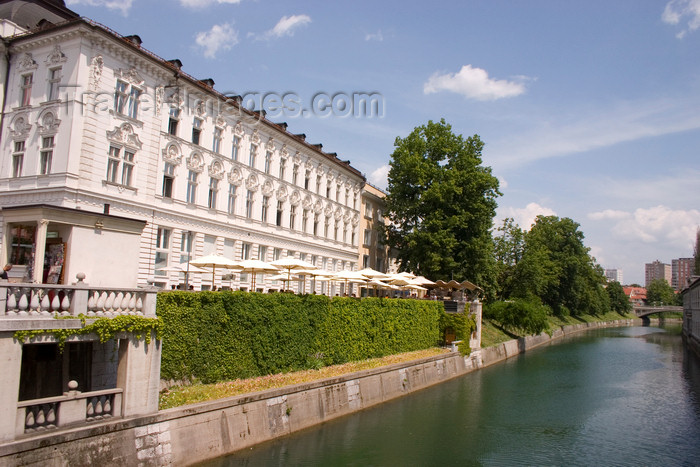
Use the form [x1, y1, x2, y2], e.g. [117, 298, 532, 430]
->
[186, 170, 198, 204]
[232, 136, 240, 161]
[227, 184, 237, 215]
[192, 118, 202, 145]
[245, 190, 254, 218]
[279, 158, 286, 180]
[316, 175, 322, 194]
[336, 184, 341, 202]
[168, 108, 179, 136]
[345, 189, 350, 206]
[47, 68, 61, 101]
[304, 171, 310, 190]
[262, 196, 270, 223]
[334, 221, 339, 241]
[40, 136, 54, 175]
[162, 163, 175, 198]
[292, 164, 299, 185]
[276, 201, 283, 226]
[364, 228, 372, 246]
[351, 230, 356, 246]
[289, 205, 296, 230]
[365, 201, 373, 218]
[12, 141, 25, 178]
[208, 178, 219, 210]
[313, 214, 319, 236]
[106, 146, 135, 187]
[154, 227, 171, 276]
[302, 209, 309, 233]
[363, 254, 370, 269]
[258, 245, 268, 261]
[20, 74, 32, 107]
[213, 127, 222, 154]
[9, 225, 36, 266]
[343, 223, 348, 243]
[241, 242, 251, 260]
[264, 151, 272, 174]
[114, 80, 141, 119]
[249, 144, 257, 168]
[273, 248, 281, 261]
[180, 230, 193, 264]
[324, 218, 329, 238]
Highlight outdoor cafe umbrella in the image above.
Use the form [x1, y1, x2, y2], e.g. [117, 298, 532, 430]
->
[332, 270, 369, 295]
[357, 268, 391, 280]
[270, 258, 318, 291]
[190, 254, 240, 285]
[233, 259, 278, 290]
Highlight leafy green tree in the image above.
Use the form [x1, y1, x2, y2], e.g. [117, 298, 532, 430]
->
[511, 215, 608, 316]
[493, 218, 525, 299]
[383, 119, 501, 296]
[646, 278, 679, 306]
[484, 299, 550, 336]
[606, 281, 632, 315]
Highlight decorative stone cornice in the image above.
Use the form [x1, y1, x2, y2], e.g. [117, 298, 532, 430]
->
[37, 109, 61, 135]
[89, 55, 104, 91]
[290, 190, 301, 206]
[116, 67, 145, 87]
[10, 114, 31, 139]
[246, 174, 259, 191]
[107, 123, 143, 149]
[44, 45, 67, 66]
[162, 143, 182, 165]
[228, 168, 243, 186]
[261, 180, 274, 196]
[186, 152, 205, 173]
[276, 185, 288, 201]
[17, 53, 37, 72]
[208, 160, 225, 180]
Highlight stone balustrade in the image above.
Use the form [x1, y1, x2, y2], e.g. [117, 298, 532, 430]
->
[16, 382, 123, 436]
[0, 280, 157, 320]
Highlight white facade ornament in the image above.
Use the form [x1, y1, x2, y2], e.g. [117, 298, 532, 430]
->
[261, 180, 274, 196]
[343, 210, 351, 222]
[290, 190, 301, 206]
[280, 144, 289, 159]
[155, 86, 165, 117]
[45, 45, 67, 65]
[251, 129, 261, 145]
[246, 174, 259, 191]
[352, 214, 360, 225]
[162, 143, 182, 165]
[117, 67, 145, 86]
[37, 110, 60, 134]
[266, 137, 275, 151]
[317, 165, 326, 177]
[324, 203, 333, 217]
[10, 114, 32, 138]
[18, 53, 37, 71]
[168, 90, 183, 109]
[89, 55, 104, 91]
[107, 123, 143, 149]
[334, 207, 343, 220]
[215, 114, 226, 128]
[326, 171, 335, 183]
[303, 195, 312, 209]
[233, 121, 244, 137]
[305, 159, 314, 171]
[354, 183, 361, 193]
[208, 160, 225, 179]
[186, 152, 205, 172]
[228, 168, 243, 185]
[276, 185, 288, 201]
[293, 151, 302, 165]
[314, 200, 323, 213]
[195, 101, 206, 117]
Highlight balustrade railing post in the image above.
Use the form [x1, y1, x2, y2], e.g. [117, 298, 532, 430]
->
[0, 286, 7, 315]
[141, 287, 158, 317]
[70, 288, 89, 317]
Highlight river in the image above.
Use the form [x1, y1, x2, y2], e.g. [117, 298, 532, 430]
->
[200, 323, 700, 466]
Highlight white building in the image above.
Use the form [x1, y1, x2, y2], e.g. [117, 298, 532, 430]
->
[604, 268, 623, 284]
[0, 0, 365, 293]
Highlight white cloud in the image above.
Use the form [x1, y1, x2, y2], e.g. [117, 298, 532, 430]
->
[500, 202, 556, 230]
[368, 165, 390, 189]
[263, 15, 311, 40]
[66, 0, 133, 16]
[180, 0, 242, 6]
[423, 65, 527, 101]
[489, 96, 700, 169]
[589, 205, 700, 248]
[365, 30, 384, 42]
[662, 0, 700, 38]
[195, 23, 238, 59]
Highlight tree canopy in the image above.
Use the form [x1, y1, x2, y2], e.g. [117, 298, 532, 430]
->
[383, 119, 500, 294]
[646, 278, 680, 306]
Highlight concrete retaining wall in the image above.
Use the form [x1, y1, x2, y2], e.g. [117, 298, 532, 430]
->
[0, 319, 637, 466]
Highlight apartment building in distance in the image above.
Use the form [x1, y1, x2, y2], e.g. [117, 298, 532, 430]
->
[672, 257, 694, 291]
[604, 268, 623, 284]
[0, 0, 368, 294]
[645, 260, 672, 287]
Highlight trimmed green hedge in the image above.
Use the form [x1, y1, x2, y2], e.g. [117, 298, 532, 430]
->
[157, 292, 448, 383]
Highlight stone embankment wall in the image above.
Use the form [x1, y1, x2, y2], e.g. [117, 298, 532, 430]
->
[0, 319, 636, 466]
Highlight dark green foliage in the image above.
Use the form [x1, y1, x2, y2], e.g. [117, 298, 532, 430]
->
[646, 279, 680, 306]
[510, 216, 609, 317]
[158, 292, 447, 383]
[606, 281, 632, 315]
[484, 299, 549, 335]
[439, 309, 477, 345]
[383, 119, 501, 298]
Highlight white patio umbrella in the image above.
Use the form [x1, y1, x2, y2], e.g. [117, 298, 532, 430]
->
[158, 263, 208, 274]
[357, 268, 391, 280]
[190, 254, 240, 285]
[332, 270, 370, 295]
[233, 259, 278, 290]
[412, 276, 436, 286]
[271, 258, 318, 291]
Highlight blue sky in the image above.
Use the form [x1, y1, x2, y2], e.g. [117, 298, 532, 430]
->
[67, 0, 700, 285]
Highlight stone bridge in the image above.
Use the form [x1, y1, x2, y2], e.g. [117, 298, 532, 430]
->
[633, 305, 683, 323]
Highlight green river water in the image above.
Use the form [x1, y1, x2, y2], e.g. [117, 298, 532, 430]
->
[202, 323, 700, 466]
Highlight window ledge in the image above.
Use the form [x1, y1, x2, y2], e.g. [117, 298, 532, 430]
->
[103, 180, 138, 192]
[109, 110, 144, 128]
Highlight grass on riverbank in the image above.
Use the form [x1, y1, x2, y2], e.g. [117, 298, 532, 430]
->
[160, 312, 637, 410]
[481, 311, 637, 348]
[159, 347, 449, 410]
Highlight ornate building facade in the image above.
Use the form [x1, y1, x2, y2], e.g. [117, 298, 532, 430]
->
[0, 0, 365, 293]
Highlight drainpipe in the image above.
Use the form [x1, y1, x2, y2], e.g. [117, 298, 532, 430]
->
[0, 39, 11, 267]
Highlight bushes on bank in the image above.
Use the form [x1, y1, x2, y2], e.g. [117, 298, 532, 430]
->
[484, 299, 550, 336]
[157, 292, 446, 384]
